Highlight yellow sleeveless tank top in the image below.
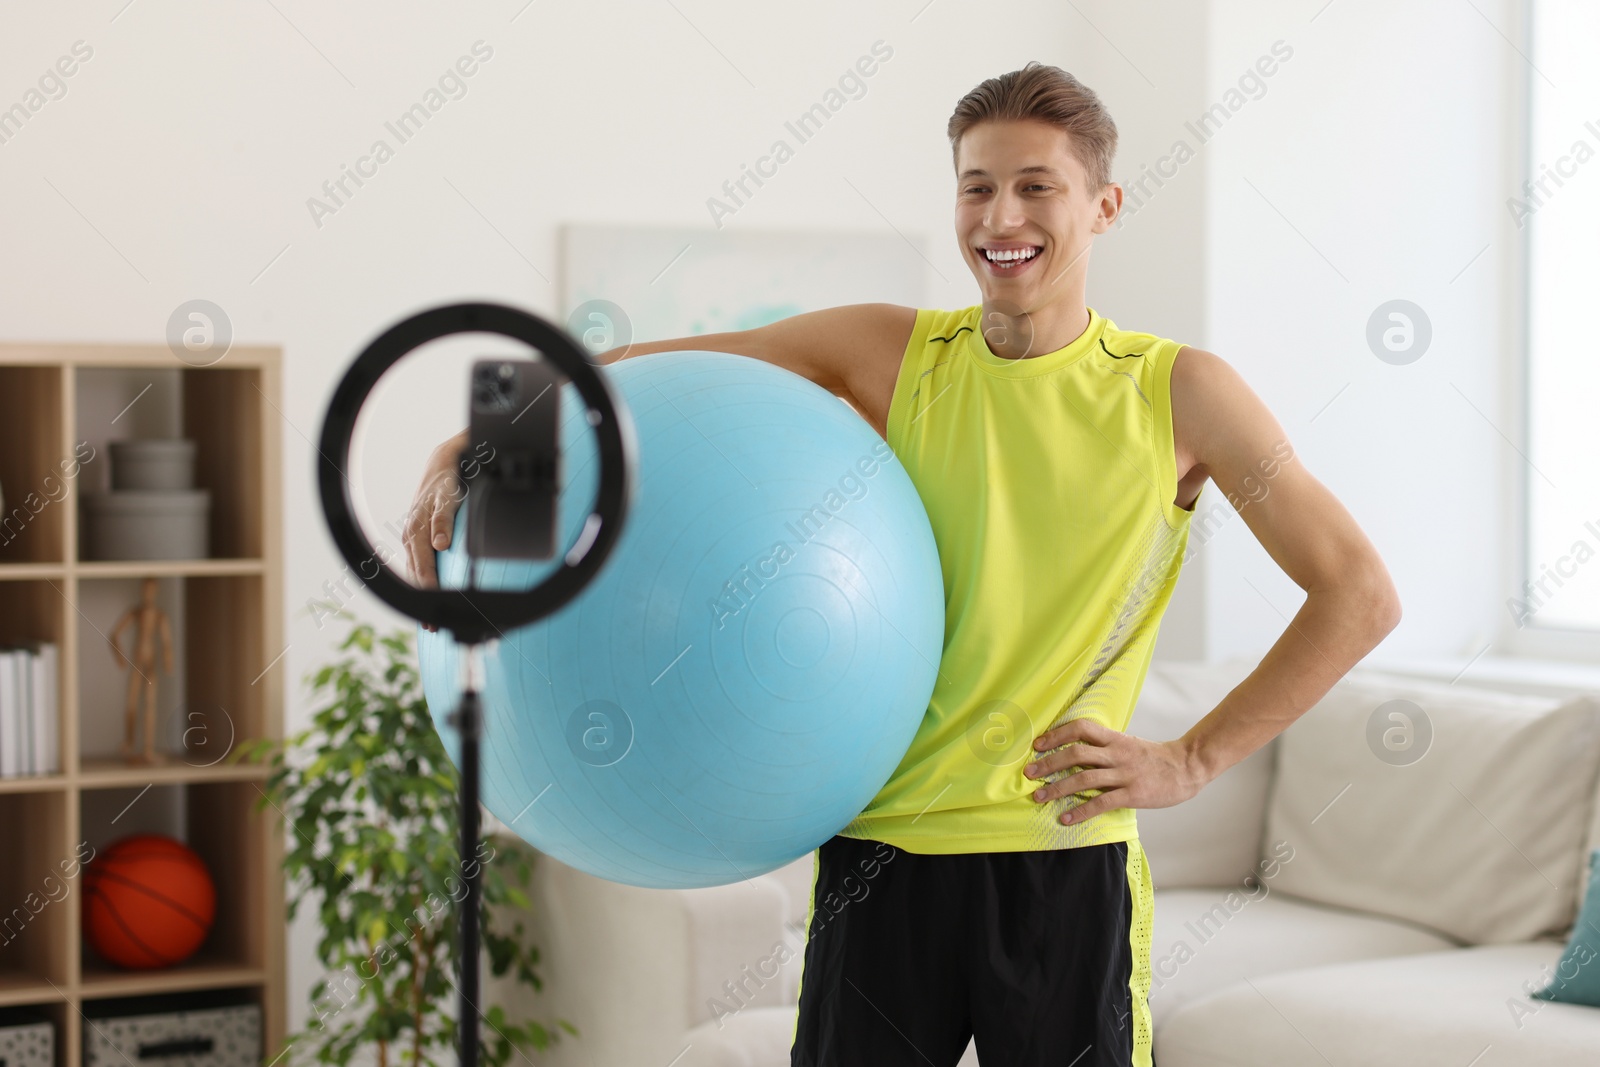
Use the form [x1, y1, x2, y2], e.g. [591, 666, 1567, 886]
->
[837, 304, 1196, 853]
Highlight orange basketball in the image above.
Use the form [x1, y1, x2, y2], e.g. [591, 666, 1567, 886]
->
[83, 834, 216, 969]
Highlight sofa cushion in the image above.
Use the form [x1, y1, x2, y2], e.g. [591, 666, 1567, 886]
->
[679, 1006, 799, 1067]
[763, 853, 816, 939]
[1154, 942, 1600, 1067]
[1354, 660, 1600, 909]
[485, 844, 797, 1067]
[754, 855, 815, 1005]
[1265, 671, 1600, 944]
[1132, 658, 1273, 889]
[679, 879, 798, 1028]
[1148, 884, 1457, 1026]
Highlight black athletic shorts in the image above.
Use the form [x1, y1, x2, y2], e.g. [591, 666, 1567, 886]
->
[789, 834, 1156, 1067]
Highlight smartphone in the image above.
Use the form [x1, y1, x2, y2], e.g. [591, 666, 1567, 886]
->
[464, 358, 562, 560]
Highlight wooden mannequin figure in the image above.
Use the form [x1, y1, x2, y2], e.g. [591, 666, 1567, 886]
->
[109, 577, 174, 764]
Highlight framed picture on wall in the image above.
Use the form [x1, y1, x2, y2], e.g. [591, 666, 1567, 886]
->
[559, 223, 927, 349]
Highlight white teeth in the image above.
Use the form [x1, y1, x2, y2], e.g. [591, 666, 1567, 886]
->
[984, 247, 1039, 263]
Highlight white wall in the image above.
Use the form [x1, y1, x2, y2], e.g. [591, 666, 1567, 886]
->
[1199, 0, 1519, 664]
[1072, 1, 1213, 661]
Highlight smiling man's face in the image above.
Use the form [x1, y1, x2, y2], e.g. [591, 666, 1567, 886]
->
[954, 118, 1118, 317]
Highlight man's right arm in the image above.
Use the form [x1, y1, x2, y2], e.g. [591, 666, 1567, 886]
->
[402, 302, 916, 588]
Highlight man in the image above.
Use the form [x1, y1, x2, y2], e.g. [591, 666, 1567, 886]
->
[404, 62, 1400, 1067]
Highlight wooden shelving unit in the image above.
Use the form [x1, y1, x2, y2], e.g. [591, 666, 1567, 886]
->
[0, 344, 283, 1066]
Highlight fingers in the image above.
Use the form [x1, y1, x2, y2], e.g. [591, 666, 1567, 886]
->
[1023, 753, 1069, 781]
[1055, 787, 1125, 825]
[1024, 741, 1106, 781]
[402, 499, 437, 589]
[417, 482, 463, 596]
[415, 497, 458, 594]
[1034, 726, 1068, 752]
[402, 437, 471, 638]
[414, 527, 440, 590]
[402, 438, 468, 594]
[1034, 715, 1113, 754]
[404, 504, 441, 632]
[430, 497, 455, 552]
[1029, 767, 1115, 804]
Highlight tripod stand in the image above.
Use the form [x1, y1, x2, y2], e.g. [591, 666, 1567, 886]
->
[317, 302, 635, 1067]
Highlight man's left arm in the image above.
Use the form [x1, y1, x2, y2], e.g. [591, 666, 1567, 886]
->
[1024, 346, 1403, 824]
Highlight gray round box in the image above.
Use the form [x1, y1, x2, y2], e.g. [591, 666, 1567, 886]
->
[110, 439, 196, 491]
[82, 490, 210, 561]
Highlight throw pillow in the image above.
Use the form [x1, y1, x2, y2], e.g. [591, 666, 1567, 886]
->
[1532, 847, 1600, 1006]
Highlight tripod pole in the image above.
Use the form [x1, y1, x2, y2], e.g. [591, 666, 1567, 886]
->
[452, 644, 486, 1067]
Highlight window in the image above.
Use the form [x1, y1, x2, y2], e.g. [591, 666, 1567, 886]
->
[1519, 1, 1600, 637]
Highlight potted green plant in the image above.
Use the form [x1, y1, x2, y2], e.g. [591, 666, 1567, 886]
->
[236, 610, 575, 1067]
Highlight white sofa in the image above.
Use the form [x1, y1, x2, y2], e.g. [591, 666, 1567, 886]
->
[487, 657, 1600, 1066]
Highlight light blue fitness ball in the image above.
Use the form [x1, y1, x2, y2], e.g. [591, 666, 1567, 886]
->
[417, 351, 945, 889]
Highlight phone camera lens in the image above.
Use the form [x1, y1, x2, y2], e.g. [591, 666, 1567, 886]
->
[473, 363, 518, 413]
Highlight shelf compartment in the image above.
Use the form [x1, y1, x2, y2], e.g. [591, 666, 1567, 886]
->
[183, 370, 264, 562]
[73, 368, 264, 564]
[74, 572, 268, 783]
[78, 781, 266, 980]
[0, 580, 67, 781]
[73, 577, 182, 767]
[183, 575, 268, 754]
[185, 782, 267, 973]
[0, 366, 67, 565]
[0, 581, 66, 646]
[0, 997, 69, 1067]
[0, 792, 73, 987]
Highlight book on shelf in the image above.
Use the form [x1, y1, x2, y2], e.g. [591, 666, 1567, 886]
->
[0, 642, 59, 778]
